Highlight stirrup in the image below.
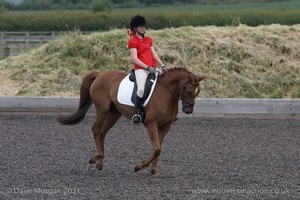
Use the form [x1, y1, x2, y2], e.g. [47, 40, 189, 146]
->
[132, 114, 142, 125]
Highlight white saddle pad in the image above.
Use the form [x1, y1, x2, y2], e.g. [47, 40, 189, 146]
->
[117, 72, 158, 107]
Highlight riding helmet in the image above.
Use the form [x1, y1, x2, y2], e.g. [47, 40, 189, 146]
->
[130, 15, 146, 30]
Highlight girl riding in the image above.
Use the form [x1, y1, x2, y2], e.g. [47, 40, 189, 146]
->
[128, 15, 166, 124]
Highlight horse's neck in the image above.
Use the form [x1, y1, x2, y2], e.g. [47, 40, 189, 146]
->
[157, 70, 188, 102]
[154, 70, 188, 117]
[159, 70, 188, 90]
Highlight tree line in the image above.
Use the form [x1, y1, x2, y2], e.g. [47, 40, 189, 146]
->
[3, 0, 291, 11]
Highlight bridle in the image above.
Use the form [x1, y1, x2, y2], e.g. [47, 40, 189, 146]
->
[157, 78, 198, 109]
[178, 80, 197, 109]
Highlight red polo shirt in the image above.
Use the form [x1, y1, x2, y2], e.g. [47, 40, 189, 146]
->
[128, 34, 157, 70]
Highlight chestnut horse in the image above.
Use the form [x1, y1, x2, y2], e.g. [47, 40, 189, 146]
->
[57, 67, 205, 176]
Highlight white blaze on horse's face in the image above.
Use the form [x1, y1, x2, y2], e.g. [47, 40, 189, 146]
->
[195, 86, 199, 95]
[195, 86, 200, 96]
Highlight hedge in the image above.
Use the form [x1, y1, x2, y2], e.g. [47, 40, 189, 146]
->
[0, 10, 300, 31]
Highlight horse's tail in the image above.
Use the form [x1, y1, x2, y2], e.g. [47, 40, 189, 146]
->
[57, 71, 100, 125]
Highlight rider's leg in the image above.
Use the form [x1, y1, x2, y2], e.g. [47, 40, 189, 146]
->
[132, 69, 149, 124]
[132, 95, 143, 124]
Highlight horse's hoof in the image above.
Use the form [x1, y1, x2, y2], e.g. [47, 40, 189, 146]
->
[152, 172, 160, 177]
[96, 163, 103, 171]
[151, 169, 160, 177]
[134, 165, 141, 172]
[89, 156, 96, 164]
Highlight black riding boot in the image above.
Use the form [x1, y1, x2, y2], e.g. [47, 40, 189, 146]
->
[132, 96, 143, 125]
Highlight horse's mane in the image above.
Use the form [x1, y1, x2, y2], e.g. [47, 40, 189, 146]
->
[159, 67, 190, 77]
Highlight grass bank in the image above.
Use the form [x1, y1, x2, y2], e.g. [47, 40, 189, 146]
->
[0, 24, 300, 98]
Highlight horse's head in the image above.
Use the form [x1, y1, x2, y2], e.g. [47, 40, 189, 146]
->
[178, 73, 205, 114]
[158, 67, 205, 114]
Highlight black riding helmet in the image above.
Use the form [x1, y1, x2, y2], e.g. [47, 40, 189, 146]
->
[130, 15, 146, 30]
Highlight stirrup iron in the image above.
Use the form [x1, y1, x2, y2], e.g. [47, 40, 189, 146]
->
[132, 114, 142, 125]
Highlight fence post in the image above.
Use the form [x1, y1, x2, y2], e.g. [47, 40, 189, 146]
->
[0, 32, 4, 45]
[4, 47, 10, 57]
[26, 32, 29, 46]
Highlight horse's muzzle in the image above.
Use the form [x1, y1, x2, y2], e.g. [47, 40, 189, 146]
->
[182, 107, 193, 114]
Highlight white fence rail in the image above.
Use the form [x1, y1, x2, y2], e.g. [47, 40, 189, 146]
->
[1, 97, 300, 119]
[0, 31, 58, 56]
[0, 31, 91, 57]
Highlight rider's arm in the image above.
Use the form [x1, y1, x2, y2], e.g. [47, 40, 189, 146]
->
[150, 46, 163, 67]
[129, 48, 149, 69]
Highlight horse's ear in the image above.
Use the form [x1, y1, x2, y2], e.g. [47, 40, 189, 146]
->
[188, 74, 206, 83]
[198, 75, 206, 82]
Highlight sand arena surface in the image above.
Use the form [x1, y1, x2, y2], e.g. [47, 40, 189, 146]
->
[0, 115, 299, 199]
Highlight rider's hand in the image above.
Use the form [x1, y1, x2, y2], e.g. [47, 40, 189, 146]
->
[147, 66, 156, 74]
[161, 64, 167, 72]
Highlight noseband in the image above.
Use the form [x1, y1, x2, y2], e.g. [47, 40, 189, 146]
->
[178, 80, 196, 109]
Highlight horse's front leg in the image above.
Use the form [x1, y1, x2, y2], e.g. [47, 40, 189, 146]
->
[134, 123, 161, 175]
[150, 124, 172, 176]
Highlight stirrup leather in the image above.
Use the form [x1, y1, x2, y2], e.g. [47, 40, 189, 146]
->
[132, 114, 142, 124]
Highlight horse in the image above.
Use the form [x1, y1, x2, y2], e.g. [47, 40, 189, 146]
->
[57, 67, 205, 176]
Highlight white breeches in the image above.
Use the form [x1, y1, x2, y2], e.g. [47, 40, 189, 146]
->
[135, 69, 150, 98]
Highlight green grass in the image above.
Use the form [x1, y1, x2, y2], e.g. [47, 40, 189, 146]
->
[1, 1, 299, 31]
[1, 9, 299, 32]
[5, 0, 300, 14]
[113, 0, 300, 13]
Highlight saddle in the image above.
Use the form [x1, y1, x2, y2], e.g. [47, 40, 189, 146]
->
[117, 70, 158, 107]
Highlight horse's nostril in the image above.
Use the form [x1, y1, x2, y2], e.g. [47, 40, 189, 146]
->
[184, 110, 192, 114]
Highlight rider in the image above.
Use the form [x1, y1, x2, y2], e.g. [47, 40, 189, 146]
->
[128, 15, 166, 124]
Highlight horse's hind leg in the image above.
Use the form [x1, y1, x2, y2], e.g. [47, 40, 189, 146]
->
[90, 106, 121, 170]
[89, 113, 106, 170]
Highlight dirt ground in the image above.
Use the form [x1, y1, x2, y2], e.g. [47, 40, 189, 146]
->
[0, 114, 299, 199]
